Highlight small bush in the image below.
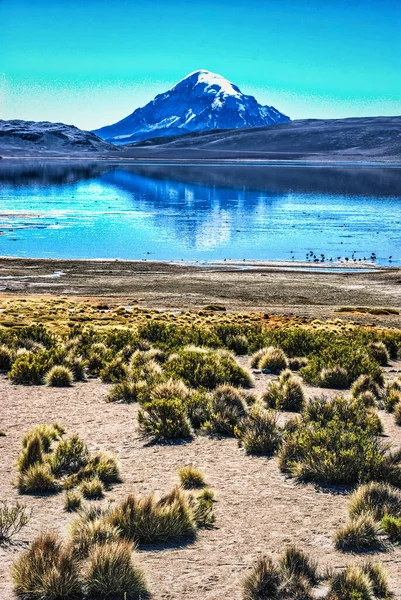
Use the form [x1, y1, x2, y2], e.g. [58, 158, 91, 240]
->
[64, 490, 82, 512]
[319, 366, 349, 389]
[100, 356, 128, 383]
[0, 501, 30, 542]
[278, 545, 318, 585]
[86, 451, 121, 485]
[226, 334, 249, 355]
[84, 540, 148, 600]
[67, 356, 87, 381]
[166, 346, 252, 389]
[9, 351, 52, 385]
[49, 434, 89, 476]
[137, 397, 193, 441]
[352, 375, 382, 401]
[0, 344, 13, 371]
[242, 556, 281, 600]
[18, 463, 58, 495]
[45, 365, 73, 387]
[192, 488, 215, 529]
[22, 423, 64, 453]
[328, 565, 373, 600]
[385, 388, 401, 413]
[361, 562, 390, 598]
[348, 482, 401, 520]
[279, 396, 397, 486]
[288, 357, 308, 371]
[369, 342, 390, 366]
[70, 514, 121, 558]
[151, 378, 190, 402]
[106, 379, 147, 404]
[178, 466, 205, 489]
[334, 515, 387, 552]
[235, 404, 281, 455]
[381, 514, 401, 542]
[262, 370, 305, 412]
[80, 476, 104, 500]
[108, 487, 196, 545]
[18, 433, 44, 473]
[11, 533, 81, 600]
[258, 347, 289, 374]
[203, 384, 248, 436]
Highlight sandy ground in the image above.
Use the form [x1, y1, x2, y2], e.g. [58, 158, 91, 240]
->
[1, 359, 401, 599]
[0, 258, 400, 327]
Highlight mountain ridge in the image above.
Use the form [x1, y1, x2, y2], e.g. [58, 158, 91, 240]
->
[93, 70, 290, 143]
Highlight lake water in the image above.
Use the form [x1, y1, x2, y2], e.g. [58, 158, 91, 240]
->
[0, 160, 400, 265]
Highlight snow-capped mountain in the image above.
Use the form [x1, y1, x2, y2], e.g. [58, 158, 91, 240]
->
[93, 70, 290, 144]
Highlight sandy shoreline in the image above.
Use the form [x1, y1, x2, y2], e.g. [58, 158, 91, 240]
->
[0, 256, 400, 326]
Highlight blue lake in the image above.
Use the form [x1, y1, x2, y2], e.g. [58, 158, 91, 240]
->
[0, 161, 400, 265]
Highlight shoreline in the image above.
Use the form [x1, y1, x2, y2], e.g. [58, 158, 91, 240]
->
[0, 256, 389, 271]
[2, 155, 401, 167]
[0, 256, 400, 326]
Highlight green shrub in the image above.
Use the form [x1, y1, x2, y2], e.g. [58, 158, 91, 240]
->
[100, 356, 128, 383]
[9, 350, 53, 385]
[86, 451, 121, 485]
[334, 515, 387, 552]
[368, 342, 390, 366]
[381, 514, 401, 542]
[80, 476, 104, 500]
[66, 356, 87, 381]
[328, 565, 373, 600]
[185, 388, 211, 430]
[0, 501, 30, 542]
[18, 463, 58, 494]
[45, 365, 73, 387]
[108, 487, 196, 545]
[192, 488, 215, 529]
[258, 347, 289, 374]
[178, 466, 206, 489]
[137, 397, 193, 441]
[106, 379, 148, 404]
[203, 384, 248, 436]
[352, 375, 382, 401]
[84, 540, 148, 600]
[319, 366, 349, 389]
[279, 396, 397, 486]
[49, 434, 89, 476]
[151, 378, 190, 402]
[288, 357, 308, 371]
[64, 490, 82, 512]
[18, 434, 44, 473]
[166, 346, 252, 389]
[348, 482, 401, 520]
[0, 344, 13, 371]
[225, 334, 249, 355]
[242, 556, 281, 600]
[361, 562, 390, 598]
[11, 533, 81, 600]
[278, 545, 318, 585]
[262, 370, 305, 412]
[22, 423, 64, 453]
[235, 404, 281, 455]
[384, 388, 401, 413]
[70, 515, 121, 558]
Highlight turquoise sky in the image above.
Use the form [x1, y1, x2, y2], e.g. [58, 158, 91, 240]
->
[1, 0, 400, 129]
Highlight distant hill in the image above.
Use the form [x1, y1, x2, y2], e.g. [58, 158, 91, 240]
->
[121, 116, 401, 161]
[0, 120, 117, 156]
[93, 70, 289, 143]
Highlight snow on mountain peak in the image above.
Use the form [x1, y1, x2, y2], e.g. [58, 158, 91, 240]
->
[172, 70, 242, 98]
[94, 70, 290, 144]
